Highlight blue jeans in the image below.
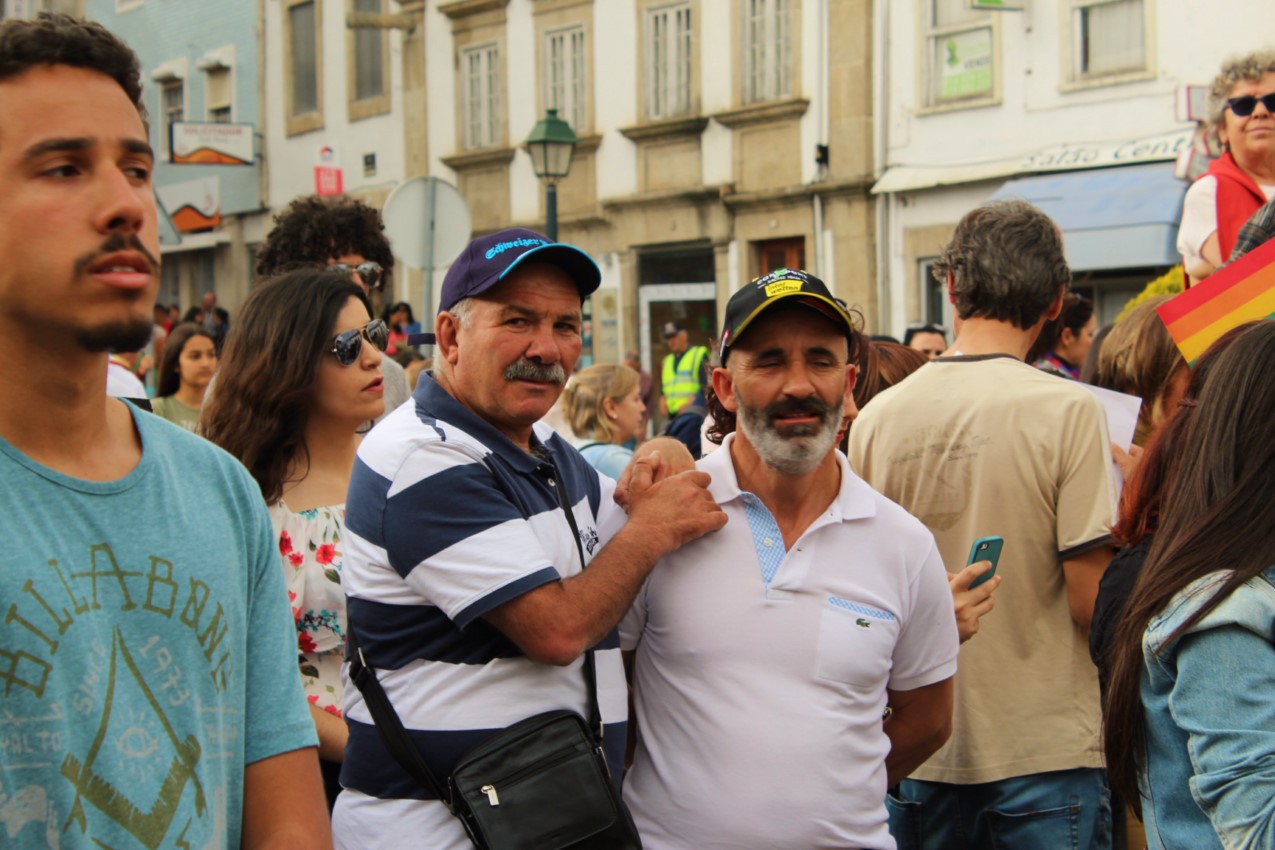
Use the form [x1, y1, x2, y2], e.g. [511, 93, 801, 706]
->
[887, 769, 1112, 850]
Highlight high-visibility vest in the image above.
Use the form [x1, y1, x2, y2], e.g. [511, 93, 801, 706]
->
[661, 345, 709, 415]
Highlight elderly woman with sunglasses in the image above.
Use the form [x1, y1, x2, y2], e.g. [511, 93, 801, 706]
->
[1178, 50, 1275, 286]
[202, 268, 387, 809]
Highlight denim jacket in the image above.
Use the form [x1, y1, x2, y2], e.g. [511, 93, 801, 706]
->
[1139, 565, 1275, 850]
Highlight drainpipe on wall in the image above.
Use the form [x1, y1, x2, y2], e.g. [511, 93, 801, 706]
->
[871, 0, 892, 334]
[811, 0, 829, 280]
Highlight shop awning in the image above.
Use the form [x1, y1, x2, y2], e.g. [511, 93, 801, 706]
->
[988, 162, 1187, 271]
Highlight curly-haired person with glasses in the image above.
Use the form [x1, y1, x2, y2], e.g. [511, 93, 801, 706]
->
[256, 195, 411, 426]
[1178, 50, 1275, 285]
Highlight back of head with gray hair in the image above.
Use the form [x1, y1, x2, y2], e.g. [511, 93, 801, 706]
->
[932, 199, 1070, 330]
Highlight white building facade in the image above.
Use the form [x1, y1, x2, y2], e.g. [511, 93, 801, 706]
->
[262, 0, 409, 247]
[873, 0, 1275, 332]
[266, 0, 878, 398]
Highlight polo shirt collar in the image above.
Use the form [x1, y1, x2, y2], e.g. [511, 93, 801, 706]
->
[413, 372, 549, 474]
[701, 433, 877, 522]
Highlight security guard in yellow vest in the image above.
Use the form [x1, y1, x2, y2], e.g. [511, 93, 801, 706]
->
[659, 321, 710, 416]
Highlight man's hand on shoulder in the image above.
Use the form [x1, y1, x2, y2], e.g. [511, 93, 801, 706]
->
[614, 437, 696, 510]
[622, 452, 726, 555]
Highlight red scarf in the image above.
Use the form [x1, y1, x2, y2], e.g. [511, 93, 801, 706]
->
[1204, 151, 1268, 262]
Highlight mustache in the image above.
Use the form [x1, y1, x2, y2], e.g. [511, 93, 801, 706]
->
[72, 233, 160, 277]
[504, 358, 566, 384]
[766, 397, 831, 421]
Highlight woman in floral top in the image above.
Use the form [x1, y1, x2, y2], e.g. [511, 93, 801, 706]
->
[203, 269, 387, 807]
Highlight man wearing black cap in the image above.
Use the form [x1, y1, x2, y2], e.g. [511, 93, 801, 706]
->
[334, 227, 726, 848]
[621, 269, 958, 849]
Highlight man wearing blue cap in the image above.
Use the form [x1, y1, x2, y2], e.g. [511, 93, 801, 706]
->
[333, 228, 726, 848]
[621, 269, 958, 849]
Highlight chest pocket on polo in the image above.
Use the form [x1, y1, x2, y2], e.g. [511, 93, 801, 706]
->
[815, 596, 899, 688]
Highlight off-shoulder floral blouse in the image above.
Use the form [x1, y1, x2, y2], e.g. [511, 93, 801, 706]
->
[269, 501, 347, 716]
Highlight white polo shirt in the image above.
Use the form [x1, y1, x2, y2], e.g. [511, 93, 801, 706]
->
[621, 434, 959, 850]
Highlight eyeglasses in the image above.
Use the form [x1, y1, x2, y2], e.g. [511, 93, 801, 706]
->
[328, 261, 384, 291]
[1226, 93, 1275, 117]
[330, 319, 388, 366]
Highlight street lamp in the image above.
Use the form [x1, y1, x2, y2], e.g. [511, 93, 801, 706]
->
[525, 108, 577, 241]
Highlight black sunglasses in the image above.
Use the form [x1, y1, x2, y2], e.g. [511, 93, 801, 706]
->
[329, 261, 384, 291]
[1226, 93, 1275, 117]
[331, 319, 388, 366]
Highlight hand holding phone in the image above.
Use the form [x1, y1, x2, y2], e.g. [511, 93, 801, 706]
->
[966, 535, 1004, 589]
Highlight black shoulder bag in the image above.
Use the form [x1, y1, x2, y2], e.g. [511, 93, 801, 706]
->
[347, 463, 642, 850]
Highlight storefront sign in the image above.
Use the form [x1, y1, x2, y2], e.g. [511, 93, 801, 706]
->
[171, 122, 254, 165]
[1020, 129, 1193, 173]
[156, 177, 221, 233]
[938, 28, 993, 101]
[315, 145, 344, 196]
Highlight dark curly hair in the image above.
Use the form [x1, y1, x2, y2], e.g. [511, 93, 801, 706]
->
[256, 195, 394, 290]
[0, 13, 145, 120]
[201, 269, 369, 505]
[706, 304, 863, 445]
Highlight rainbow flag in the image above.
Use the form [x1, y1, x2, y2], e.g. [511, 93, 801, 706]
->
[1158, 238, 1275, 363]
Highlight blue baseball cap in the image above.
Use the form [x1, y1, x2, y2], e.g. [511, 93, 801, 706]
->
[439, 227, 600, 313]
[407, 228, 601, 346]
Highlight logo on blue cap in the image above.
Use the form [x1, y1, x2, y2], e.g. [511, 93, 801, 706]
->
[485, 238, 548, 261]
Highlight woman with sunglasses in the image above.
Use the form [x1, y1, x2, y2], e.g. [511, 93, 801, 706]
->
[202, 268, 386, 808]
[151, 323, 217, 431]
[1178, 50, 1275, 285]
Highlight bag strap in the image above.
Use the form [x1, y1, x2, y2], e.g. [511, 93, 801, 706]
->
[540, 460, 602, 741]
[345, 451, 604, 813]
[346, 625, 456, 810]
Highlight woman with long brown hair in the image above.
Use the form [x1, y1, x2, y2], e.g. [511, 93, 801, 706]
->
[1103, 320, 1275, 848]
[202, 268, 386, 808]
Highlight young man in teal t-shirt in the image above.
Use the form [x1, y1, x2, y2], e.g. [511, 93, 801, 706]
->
[0, 14, 329, 849]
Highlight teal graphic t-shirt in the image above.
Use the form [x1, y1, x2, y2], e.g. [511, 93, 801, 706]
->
[0, 403, 316, 848]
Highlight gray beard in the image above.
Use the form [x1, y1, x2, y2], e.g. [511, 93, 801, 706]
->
[738, 395, 843, 476]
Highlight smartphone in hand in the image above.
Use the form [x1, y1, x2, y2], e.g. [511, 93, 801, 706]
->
[966, 536, 1004, 589]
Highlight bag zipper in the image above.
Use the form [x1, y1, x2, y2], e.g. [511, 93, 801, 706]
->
[469, 747, 587, 808]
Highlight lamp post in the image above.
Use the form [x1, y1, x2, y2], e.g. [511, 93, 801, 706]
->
[525, 108, 577, 242]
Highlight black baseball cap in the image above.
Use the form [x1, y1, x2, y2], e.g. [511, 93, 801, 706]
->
[719, 268, 855, 363]
[661, 321, 685, 338]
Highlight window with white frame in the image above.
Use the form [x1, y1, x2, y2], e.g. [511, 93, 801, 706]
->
[742, 0, 789, 104]
[1070, 0, 1146, 79]
[289, 0, 320, 118]
[205, 67, 232, 122]
[462, 44, 501, 150]
[646, 3, 692, 120]
[925, 0, 993, 106]
[544, 26, 586, 133]
[353, 0, 385, 102]
[161, 80, 183, 158]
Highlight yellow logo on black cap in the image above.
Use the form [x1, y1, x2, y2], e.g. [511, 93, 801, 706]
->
[764, 280, 804, 298]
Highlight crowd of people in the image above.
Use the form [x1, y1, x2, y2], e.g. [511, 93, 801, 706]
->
[4, 11, 1275, 850]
